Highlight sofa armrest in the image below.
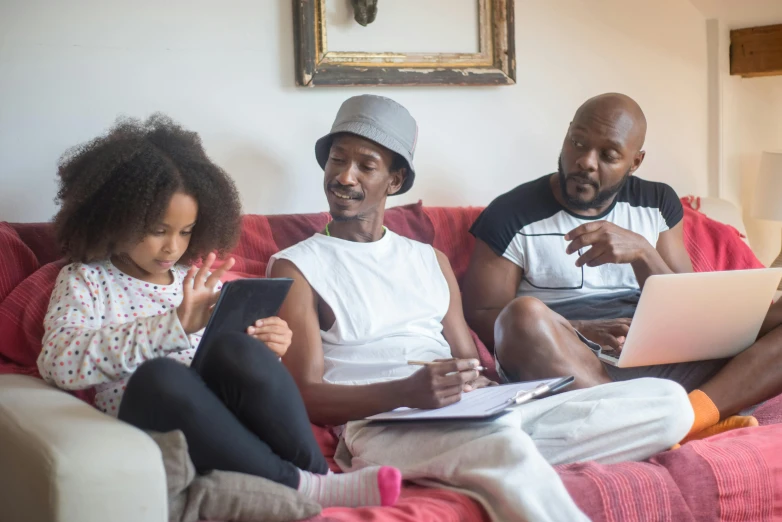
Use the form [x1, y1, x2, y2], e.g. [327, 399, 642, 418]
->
[0, 374, 167, 522]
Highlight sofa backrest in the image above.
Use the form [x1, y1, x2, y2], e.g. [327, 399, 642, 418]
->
[0, 198, 765, 305]
[0, 201, 481, 383]
[0, 223, 42, 303]
[0, 201, 447, 293]
[7, 222, 59, 267]
[0, 198, 765, 389]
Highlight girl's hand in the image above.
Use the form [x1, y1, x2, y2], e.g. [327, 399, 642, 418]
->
[177, 253, 235, 334]
[247, 316, 292, 357]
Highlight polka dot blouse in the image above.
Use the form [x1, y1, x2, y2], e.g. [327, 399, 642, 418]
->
[37, 260, 211, 416]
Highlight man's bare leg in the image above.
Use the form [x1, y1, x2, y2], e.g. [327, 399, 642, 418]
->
[494, 296, 612, 389]
[675, 303, 782, 443]
[676, 304, 782, 443]
[699, 324, 782, 418]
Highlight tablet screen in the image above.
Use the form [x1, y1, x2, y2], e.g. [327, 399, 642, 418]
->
[190, 278, 293, 369]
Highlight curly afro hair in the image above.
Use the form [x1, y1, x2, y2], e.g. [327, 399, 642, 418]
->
[53, 113, 242, 264]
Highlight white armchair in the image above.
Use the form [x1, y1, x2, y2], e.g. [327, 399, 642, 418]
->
[0, 374, 168, 522]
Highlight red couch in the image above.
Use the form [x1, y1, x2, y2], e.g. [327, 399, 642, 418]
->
[2, 200, 782, 522]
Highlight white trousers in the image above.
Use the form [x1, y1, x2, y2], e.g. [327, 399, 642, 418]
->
[335, 378, 693, 522]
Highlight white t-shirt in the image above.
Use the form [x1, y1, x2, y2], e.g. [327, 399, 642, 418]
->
[37, 260, 203, 416]
[470, 174, 684, 307]
[268, 230, 453, 385]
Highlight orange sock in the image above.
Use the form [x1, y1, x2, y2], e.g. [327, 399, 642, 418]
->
[680, 415, 759, 444]
[686, 389, 720, 437]
[677, 390, 758, 446]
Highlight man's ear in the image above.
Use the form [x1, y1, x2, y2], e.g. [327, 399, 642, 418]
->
[387, 168, 407, 195]
[629, 150, 646, 176]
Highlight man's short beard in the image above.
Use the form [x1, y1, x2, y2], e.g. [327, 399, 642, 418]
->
[557, 156, 630, 211]
[330, 213, 363, 223]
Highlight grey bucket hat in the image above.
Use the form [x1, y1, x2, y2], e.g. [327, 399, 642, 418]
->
[315, 95, 418, 195]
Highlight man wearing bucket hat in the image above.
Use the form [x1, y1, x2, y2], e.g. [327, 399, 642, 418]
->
[314, 93, 418, 196]
[268, 94, 693, 522]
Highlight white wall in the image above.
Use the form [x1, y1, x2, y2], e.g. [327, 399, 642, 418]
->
[701, 4, 782, 266]
[0, 0, 708, 223]
[722, 75, 782, 265]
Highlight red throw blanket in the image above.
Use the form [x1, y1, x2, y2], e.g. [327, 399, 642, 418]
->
[681, 196, 764, 272]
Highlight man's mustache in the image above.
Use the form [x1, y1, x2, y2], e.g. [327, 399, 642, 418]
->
[565, 173, 599, 189]
[327, 183, 364, 200]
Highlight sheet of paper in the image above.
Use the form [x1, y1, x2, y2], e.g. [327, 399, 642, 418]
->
[366, 378, 564, 421]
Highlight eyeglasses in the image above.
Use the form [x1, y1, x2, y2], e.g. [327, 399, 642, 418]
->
[517, 232, 585, 291]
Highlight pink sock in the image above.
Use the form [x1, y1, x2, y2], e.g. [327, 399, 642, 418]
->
[297, 466, 402, 507]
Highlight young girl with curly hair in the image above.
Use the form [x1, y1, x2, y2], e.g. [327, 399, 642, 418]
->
[37, 114, 401, 508]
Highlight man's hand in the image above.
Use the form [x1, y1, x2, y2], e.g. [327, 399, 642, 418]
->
[565, 221, 654, 267]
[247, 316, 293, 357]
[401, 359, 482, 409]
[177, 254, 235, 334]
[463, 375, 497, 393]
[572, 318, 631, 353]
[431, 358, 498, 392]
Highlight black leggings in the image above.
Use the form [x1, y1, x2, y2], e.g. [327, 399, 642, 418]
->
[118, 332, 328, 489]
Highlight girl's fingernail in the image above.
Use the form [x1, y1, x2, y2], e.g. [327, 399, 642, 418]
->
[256, 320, 263, 326]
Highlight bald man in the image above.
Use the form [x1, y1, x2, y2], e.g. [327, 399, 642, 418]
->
[463, 93, 782, 443]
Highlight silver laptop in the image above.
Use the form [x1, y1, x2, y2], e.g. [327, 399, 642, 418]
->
[598, 268, 782, 368]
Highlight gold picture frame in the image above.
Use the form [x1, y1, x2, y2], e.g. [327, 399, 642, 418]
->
[293, 0, 516, 86]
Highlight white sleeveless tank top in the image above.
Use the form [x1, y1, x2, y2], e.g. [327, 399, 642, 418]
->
[268, 229, 452, 385]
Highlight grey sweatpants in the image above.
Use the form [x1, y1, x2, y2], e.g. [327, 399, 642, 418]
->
[335, 378, 693, 522]
[578, 330, 729, 392]
[549, 291, 729, 392]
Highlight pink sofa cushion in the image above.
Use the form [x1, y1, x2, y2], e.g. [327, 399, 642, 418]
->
[0, 261, 63, 373]
[225, 215, 280, 279]
[0, 223, 39, 303]
[423, 206, 484, 285]
[8, 222, 59, 266]
[0, 259, 96, 404]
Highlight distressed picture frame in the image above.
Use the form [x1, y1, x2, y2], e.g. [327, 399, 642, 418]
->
[293, 0, 516, 87]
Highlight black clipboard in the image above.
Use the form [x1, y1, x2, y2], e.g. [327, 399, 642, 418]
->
[190, 278, 293, 370]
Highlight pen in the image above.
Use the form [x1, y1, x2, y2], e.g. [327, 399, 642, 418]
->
[407, 360, 486, 372]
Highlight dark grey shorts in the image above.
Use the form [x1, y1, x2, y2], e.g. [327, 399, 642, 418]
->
[495, 330, 728, 392]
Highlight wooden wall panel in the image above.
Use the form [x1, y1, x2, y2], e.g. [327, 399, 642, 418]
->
[731, 24, 782, 78]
